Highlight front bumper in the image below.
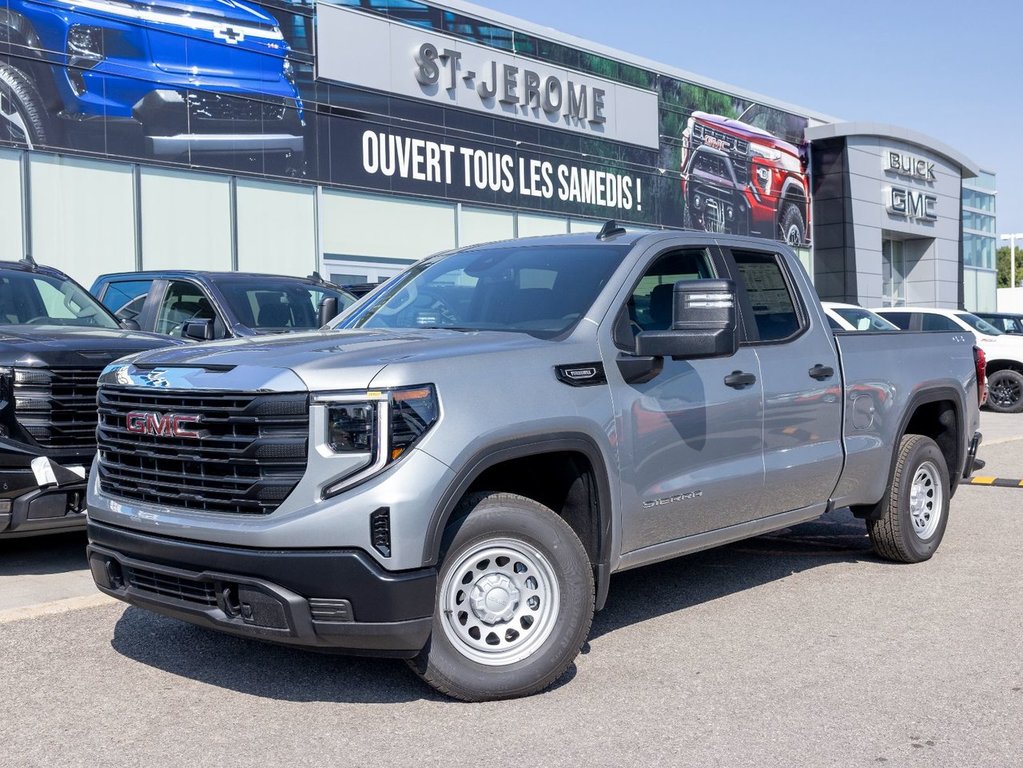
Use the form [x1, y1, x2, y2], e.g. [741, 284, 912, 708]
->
[0, 461, 88, 537]
[87, 519, 436, 657]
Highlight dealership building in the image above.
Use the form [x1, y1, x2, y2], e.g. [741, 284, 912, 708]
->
[0, 0, 996, 310]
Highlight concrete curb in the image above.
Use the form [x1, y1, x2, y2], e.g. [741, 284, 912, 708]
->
[0, 593, 116, 624]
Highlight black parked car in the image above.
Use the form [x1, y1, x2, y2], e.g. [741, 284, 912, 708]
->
[975, 312, 1023, 335]
[0, 260, 181, 537]
[90, 271, 357, 341]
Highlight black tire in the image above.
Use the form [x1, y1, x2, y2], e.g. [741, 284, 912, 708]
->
[0, 63, 49, 148]
[985, 369, 1023, 413]
[779, 201, 805, 246]
[408, 492, 593, 701]
[867, 434, 950, 563]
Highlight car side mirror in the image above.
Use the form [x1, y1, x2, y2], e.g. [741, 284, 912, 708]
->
[318, 296, 339, 328]
[119, 318, 141, 331]
[635, 279, 739, 360]
[182, 318, 215, 341]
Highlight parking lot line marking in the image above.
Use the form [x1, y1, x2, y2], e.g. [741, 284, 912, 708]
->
[0, 593, 115, 625]
[966, 476, 1023, 488]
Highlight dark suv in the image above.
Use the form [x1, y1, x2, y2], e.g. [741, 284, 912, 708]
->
[0, 259, 180, 537]
[90, 271, 356, 340]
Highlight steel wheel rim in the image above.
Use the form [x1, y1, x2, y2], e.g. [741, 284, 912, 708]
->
[990, 377, 1021, 408]
[439, 538, 560, 666]
[909, 460, 943, 540]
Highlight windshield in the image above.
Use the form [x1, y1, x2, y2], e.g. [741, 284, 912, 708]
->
[336, 243, 629, 338]
[832, 306, 898, 331]
[0, 270, 119, 328]
[957, 312, 1003, 336]
[219, 281, 354, 332]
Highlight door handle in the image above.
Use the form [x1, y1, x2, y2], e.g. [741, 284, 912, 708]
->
[724, 370, 757, 389]
[809, 364, 835, 381]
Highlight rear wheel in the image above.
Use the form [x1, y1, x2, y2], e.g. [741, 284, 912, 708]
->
[985, 369, 1023, 413]
[0, 64, 49, 149]
[408, 492, 593, 701]
[867, 434, 950, 563]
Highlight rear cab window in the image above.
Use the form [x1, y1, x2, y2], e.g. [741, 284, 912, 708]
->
[729, 249, 804, 343]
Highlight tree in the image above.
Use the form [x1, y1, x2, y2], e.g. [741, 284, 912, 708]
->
[997, 246, 1023, 289]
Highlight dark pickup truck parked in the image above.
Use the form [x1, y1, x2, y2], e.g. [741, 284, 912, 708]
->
[87, 227, 982, 700]
[0, 260, 179, 537]
[90, 271, 355, 341]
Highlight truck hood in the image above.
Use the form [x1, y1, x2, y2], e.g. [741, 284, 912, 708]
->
[112, 328, 556, 392]
[691, 111, 799, 155]
[0, 326, 182, 368]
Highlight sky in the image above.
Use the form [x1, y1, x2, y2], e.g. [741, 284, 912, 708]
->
[482, 0, 1021, 238]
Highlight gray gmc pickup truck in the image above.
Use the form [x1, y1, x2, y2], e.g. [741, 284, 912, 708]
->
[86, 227, 983, 701]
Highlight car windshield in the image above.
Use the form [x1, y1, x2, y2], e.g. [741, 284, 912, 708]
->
[957, 312, 1003, 336]
[219, 280, 355, 332]
[0, 270, 119, 328]
[832, 306, 898, 331]
[335, 244, 629, 338]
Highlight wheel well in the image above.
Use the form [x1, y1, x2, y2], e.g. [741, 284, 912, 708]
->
[986, 359, 1023, 375]
[904, 400, 959, 482]
[463, 451, 601, 568]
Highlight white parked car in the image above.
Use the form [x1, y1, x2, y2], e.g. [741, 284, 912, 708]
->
[874, 307, 1023, 413]
[822, 302, 899, 332]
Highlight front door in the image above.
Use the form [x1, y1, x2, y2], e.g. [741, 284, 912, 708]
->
[602, 244, 766, 554]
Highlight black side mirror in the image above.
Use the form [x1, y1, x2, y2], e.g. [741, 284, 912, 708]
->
[318, 296, 339, 327]
[182, 318, 215, 341]
[635, 279, 739, 360]
[119, 318, 141, 331]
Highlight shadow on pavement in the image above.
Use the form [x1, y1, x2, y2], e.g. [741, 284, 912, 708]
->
[0, 530, 89, 577]
[110, 508, 872, 704]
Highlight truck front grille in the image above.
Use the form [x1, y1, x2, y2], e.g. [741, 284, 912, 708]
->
[96, 386, 309, 515]
[186, 92, 289, 122]
[124, 565, 218, 606]
[691, 123, 751, 185]
[13, 367, 103, 450]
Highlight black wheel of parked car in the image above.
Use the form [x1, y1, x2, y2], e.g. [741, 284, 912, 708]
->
[0, 64, 49, 149]
[985, 369, 1023, 413]
[779, 202, 806, 246]
[408, 492, 594, 702]
[867, 434, 950, 563]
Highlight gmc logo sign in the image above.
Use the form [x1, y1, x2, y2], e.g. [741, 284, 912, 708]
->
[125, 411, 201, 438]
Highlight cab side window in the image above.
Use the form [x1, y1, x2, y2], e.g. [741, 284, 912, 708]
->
[881, 312, 912, 330]
[731, 249, 802, 343]
[615, 249, 715, 349]
[921, 314, 960, 332]
[99, 280, 153, 322]
[155, 281, 217, 337]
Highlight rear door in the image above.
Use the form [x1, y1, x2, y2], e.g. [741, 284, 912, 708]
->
[603, 243, 766, 552]
[724, 246, 843, 516]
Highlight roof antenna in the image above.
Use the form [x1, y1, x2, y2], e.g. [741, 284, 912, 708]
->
[19, 253, 37, 270]
[597, 220, 626, 240]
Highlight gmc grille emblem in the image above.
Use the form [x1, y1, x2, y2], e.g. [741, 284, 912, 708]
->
[125, 411, 202, 438]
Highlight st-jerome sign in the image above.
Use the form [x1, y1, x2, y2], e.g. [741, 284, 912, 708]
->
[316, 4, 659, 149]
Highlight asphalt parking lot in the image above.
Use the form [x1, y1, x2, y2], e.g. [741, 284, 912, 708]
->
[2, 413, 1021, 767]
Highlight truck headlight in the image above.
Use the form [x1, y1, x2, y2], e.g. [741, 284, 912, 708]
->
[748, 143, 782, 163]
[326, 403, 375, 453]
[318, 385, 439, 496]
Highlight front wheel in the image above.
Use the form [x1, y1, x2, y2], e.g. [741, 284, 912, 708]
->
[985, 369, 1023, 413]
[867, 434, 950, 563]
[779, 201, 806, 246]
[0, 64, 49, 149]
[408, 492, 594, 701]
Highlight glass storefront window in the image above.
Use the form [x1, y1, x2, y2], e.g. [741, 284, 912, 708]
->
[963, 210, 996, 233]
[963, 187, 995, 213]
[964, 233, 996, 271]
[882, 239, 906, 307]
